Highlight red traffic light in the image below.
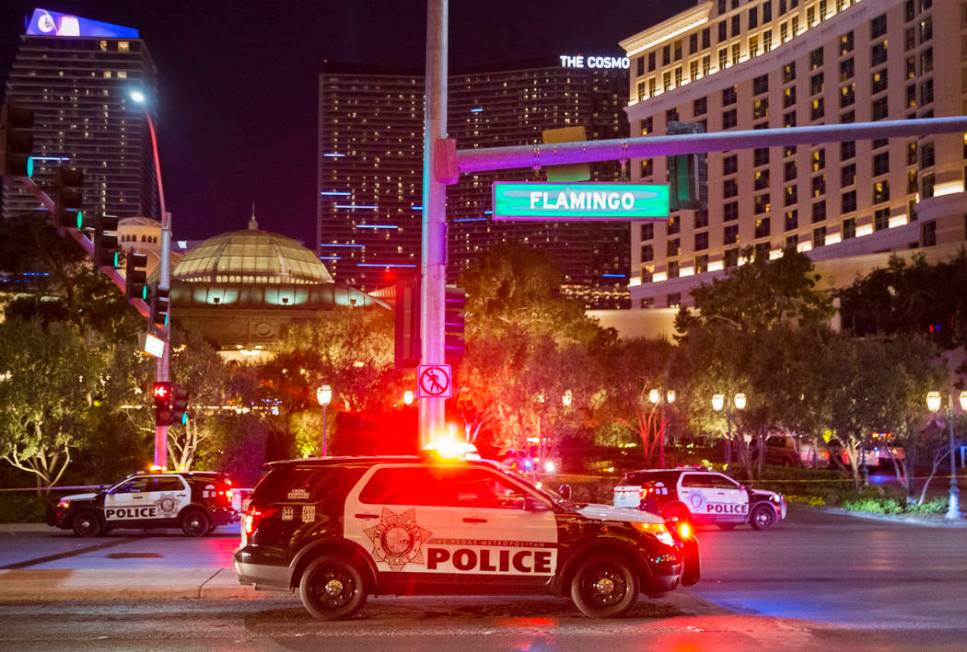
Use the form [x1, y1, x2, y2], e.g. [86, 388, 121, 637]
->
[153, 383, 171, 399]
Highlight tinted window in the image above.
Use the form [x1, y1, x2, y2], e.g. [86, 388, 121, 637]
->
[621, 471, 680, 486]
[114, 477, 153, 494]
[452, 468, 531, 509]
[360, 467, 454, 506]
[251, 466, 359, 504]
[708, 474, 740, 489]
[681, 474, 711, 488]
[153, 477, 185, 492]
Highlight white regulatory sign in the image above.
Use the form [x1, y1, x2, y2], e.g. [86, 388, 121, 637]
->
[418, 364, 452, 399]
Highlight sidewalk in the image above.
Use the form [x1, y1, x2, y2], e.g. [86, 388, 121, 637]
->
[0, 566, 263, 602]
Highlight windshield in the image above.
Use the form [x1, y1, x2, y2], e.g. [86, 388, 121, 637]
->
[496, 464, 567, 503]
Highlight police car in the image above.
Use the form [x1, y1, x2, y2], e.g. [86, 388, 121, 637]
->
[233, 456, 700, 620]
[48, 471, 238, 537]
[613, 468, 787, 530]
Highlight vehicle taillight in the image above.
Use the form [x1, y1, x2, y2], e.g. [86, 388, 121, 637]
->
[225, 489, 233, 501]
[243, 506, 277, 536]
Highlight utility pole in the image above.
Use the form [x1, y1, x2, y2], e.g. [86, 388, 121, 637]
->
[419, 0, 448, 449]
[154, 209, 171, 469]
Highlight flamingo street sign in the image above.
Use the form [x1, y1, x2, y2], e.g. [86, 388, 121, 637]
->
[491, 182, 670, 221]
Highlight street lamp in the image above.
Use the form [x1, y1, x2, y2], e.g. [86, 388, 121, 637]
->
[926, 389, 962, 520]
[130, 88, 172, 470]
[712, 392, 746, 466]
[317, 384, 333, 457]
[403, 390, 415, 406]
[648, 387, 676, 468]
[562, 390, 573, 409]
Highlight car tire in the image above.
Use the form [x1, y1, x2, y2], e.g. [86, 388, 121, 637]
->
[750, 503, 777, 530]
[180, 509, 210, 537]
[570, 555, 639, 618]
[72, 510, 102, 538]
[299, 555, 368, 620]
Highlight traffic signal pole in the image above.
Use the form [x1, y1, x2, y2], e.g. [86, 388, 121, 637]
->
[154, 209, 172, 469]
[419, 0, 448, 449]
[452, 116, 967, 173]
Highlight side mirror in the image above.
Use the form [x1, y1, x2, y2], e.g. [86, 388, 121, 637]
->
[524, 495, 551, 512]
[558, 483, 573, 501]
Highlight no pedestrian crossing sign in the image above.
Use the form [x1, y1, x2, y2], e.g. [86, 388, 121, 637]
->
[492, 182, 670, 221]
[418, 364, 452, 399]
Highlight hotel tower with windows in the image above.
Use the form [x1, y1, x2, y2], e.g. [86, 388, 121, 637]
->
[621, 0, 966, 309]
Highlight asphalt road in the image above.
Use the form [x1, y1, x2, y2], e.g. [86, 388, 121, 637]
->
[1, 507, 966, 651]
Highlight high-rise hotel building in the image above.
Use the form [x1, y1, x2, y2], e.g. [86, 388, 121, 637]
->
[317, 60, 631, 307]
[620, 0, 966, 308]
[2, 8, 160, 222]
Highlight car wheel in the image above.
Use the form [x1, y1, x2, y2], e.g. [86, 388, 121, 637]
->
[299, 556, 368, 620]
[180, 509, 210, 537]
[570, 556, 639, 618]
[72, 511, 102, 538]
[750, 504, 777, 530]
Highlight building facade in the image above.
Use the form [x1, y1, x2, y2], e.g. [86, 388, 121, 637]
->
[317, 59, 632, 308]
[2, 8, 160, 222]
[621, 0, 966, 308]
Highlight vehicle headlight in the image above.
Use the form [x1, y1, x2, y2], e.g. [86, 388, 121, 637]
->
[633, 521, 675, 547]
[57, 500, 70, 509]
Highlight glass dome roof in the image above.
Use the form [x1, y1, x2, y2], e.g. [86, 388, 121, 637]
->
[173, 221, 333, 285]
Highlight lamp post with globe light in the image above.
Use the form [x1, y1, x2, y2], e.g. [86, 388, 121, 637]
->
[648, 388, 676, 468]
[317, 385, 333, 457]
[712, 392, 746, 466]
[926, 390, 967, 520]
[129, 89, 172, 469]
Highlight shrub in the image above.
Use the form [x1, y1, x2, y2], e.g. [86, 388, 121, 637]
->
[0, 493, 49, 523]
[906, 497, 947, 514]
[840, 496, 903, 514]
[785, 494, 826, 507]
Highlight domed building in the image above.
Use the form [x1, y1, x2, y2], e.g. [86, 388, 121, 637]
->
[171, 214, 384, 360]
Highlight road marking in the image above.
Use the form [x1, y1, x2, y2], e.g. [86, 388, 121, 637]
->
[1, 538, 139, 570]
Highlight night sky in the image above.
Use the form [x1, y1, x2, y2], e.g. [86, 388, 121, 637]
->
[0, 1, 691, 245]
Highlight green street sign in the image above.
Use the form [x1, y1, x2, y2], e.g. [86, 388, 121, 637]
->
[492, 182, 669, 221]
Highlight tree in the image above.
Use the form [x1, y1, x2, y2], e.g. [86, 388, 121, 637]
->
[595, 338, 676, 466]
[674, 251, 835, 479]
[838, 251, 967, 355]
[458, 245, 612, 455]
[0, 319, 103, 489]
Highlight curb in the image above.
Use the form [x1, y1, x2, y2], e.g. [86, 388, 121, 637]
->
[821, 507, 967, 528]
[0, 567, 265, 603]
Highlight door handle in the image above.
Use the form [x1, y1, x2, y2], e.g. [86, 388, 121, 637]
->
[131, 495, 144, 500]
[354, 513, 379, 520]
[463, 517, 487, 524]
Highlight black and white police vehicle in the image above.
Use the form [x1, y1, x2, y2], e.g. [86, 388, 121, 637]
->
[613, 468, 787, 530]
[233, 455, 700, 620]
[48, 471, 238, 537]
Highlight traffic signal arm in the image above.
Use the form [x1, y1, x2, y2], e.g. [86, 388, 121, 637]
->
[18, 176, 150, 319]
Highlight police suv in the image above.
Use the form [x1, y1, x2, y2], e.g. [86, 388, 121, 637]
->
[48, 471, 238, 537]
[233, 456, 700, 620]
[613, 468, 787, 530]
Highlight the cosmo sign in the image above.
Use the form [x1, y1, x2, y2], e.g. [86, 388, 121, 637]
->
[559, 55, 630, 69]
[26, 8, 139, 38]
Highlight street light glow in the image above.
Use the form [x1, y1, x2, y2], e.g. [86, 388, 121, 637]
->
[666, 390, 676, 404]
[926, 391, 942, 413]
[711, 393, 725, 412]
[316, 384, 333, 407]
[734, 393, 747, 410]
[129, 90, 146, 103]
[960, 390, 967, 411]
[403, 389, 414, 406]
[648, 388, 661, 405]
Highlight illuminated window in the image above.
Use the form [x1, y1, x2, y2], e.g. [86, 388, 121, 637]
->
[873, 180, 890, 204]
[118, 41, 130, 52]
[785, 209, 799, 230]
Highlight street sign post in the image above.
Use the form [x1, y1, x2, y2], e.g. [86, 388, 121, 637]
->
[418, 364, 452, 399]
[492, 182, 669, 221]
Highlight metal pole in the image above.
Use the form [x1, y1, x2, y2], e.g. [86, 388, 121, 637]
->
[454, 116, 967, 174]
[419, 0, 448, 449]
[947, 397, 961, 520]
[322, 403, 329, 458]
[659, 403, 667, 469]
[145, 111, 171, 470]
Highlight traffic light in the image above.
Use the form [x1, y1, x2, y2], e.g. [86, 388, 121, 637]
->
[125, 252, 148, 300]
[93, 213, 121, 268]
[148, 284, 170, 328]
[0, 103, 34, 178]
[666, 121, 708, 211]
[53, 167, 85, 229]
[394, 278, 420, 369]
[172, 385, 189, 426]
[153, 381, 173, 426]
[444, 286, 466, 362]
